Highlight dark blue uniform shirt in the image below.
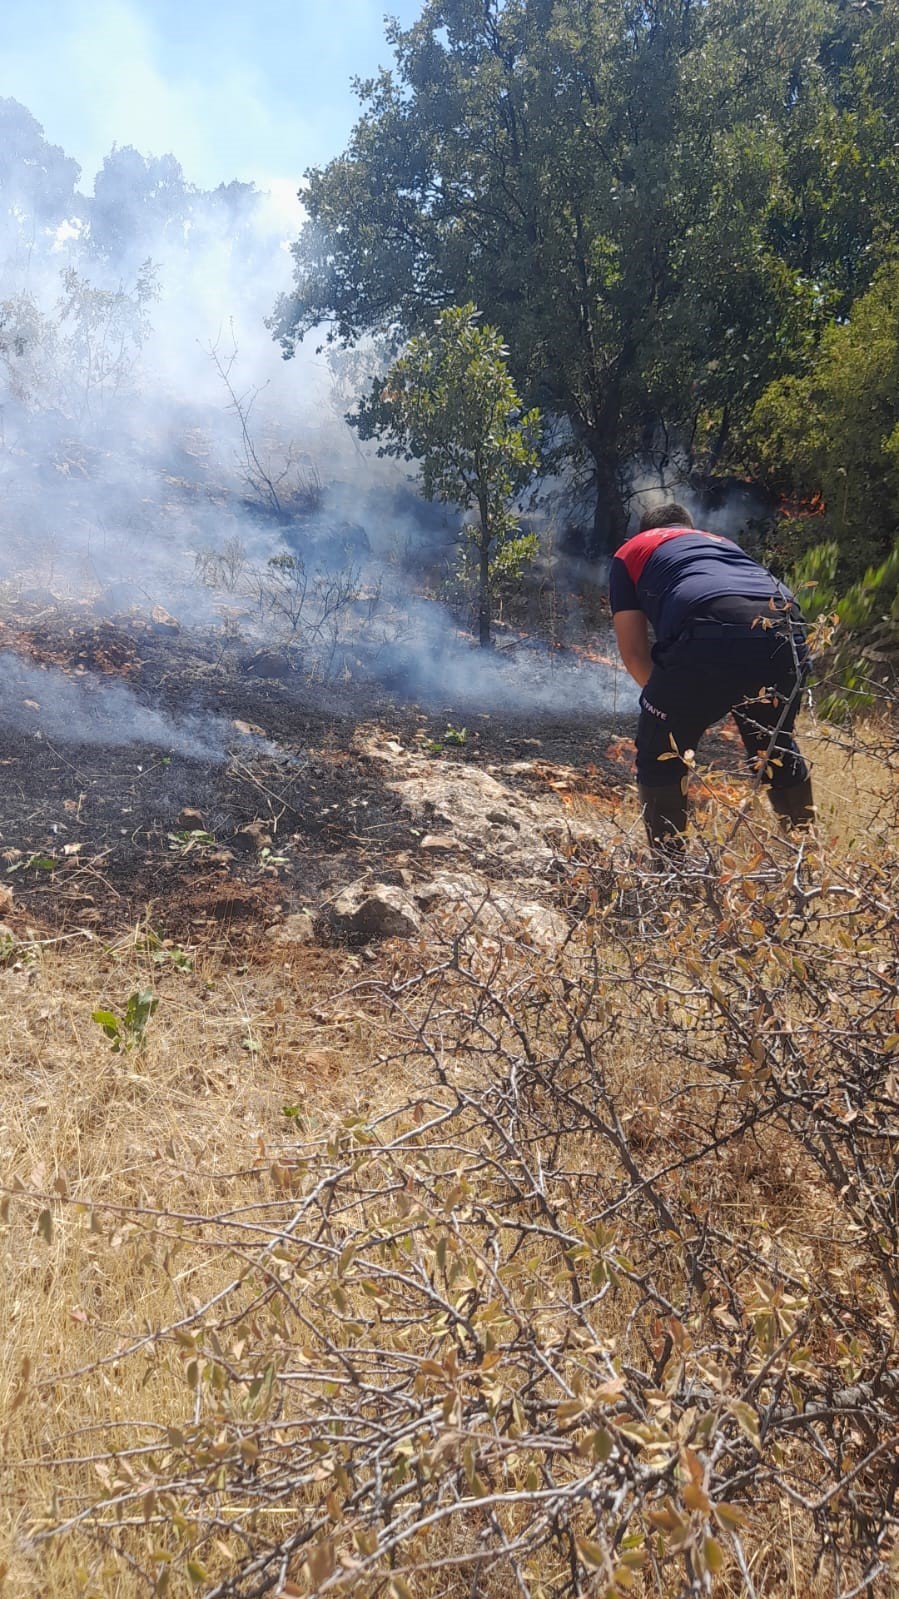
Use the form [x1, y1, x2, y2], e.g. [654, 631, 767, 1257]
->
[609, 527, 794, 647]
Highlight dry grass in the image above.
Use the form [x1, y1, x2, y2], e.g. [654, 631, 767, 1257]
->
[0, 931, 394, 1593]
[0, 720, 896, 1598]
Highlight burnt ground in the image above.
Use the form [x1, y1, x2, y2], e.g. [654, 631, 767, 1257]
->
[0, 605, 650, 939]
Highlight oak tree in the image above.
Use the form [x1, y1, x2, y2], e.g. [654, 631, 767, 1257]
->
[273, 0, 835, 552]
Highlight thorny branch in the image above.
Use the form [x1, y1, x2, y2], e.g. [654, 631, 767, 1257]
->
[3, 737, 897, 1598]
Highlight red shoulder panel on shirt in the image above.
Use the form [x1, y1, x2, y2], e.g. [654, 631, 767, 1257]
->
[617, 527, 722, 586]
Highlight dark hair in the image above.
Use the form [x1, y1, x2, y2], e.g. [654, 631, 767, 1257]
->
[638, 502, 694, 533]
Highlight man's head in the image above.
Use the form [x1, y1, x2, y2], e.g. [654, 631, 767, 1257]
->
[638, 502, 694, 533]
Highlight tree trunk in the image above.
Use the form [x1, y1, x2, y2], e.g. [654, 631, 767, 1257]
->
[707, 403, 730, 474]
[477, 521, 492, 648]
[589, 454, 628, 557]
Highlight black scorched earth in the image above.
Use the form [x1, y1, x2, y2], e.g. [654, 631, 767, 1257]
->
[0, 602, 652, 939]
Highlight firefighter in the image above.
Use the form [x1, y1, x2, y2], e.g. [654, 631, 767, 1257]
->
[609, 503, 815, 848]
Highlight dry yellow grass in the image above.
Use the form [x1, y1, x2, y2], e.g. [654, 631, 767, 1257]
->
[0, 719, 895, 1598]
[0, 931, 395, 1595]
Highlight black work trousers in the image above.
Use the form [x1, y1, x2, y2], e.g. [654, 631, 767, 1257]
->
[636, 613, 810, 791]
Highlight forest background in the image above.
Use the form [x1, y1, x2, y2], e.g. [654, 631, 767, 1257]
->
[3, 0, 899, 604]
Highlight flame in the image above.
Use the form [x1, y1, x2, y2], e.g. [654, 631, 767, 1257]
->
[694, 774, 750, 811]
[603, 739, 633, 770]
[777, 491, 826, 519]
[566, 642, 618, 668]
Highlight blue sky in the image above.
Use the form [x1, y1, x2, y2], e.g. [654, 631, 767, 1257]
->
[0, 0, 422, 198]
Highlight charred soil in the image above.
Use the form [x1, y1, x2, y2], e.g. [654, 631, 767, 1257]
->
[0, 602, 641, 938]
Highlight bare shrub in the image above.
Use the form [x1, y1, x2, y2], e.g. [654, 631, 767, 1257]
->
[193, 536, 248, 592]
[3, 758, 896, 1598]
[209, 329, 323, 521]
[191, 542, 362, 674]
[253, 553, 361, 663]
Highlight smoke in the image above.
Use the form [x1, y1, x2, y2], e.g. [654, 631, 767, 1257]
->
[627, 460, 774, 547]
[368, 594, 638, 717]
[0, 97, 634, 752]
[0, 106, 355, 624]
[0, 651, 244, 759]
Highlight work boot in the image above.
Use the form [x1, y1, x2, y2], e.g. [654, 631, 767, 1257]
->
[638, 781, 688, 853]
[768, 777, 816, 832]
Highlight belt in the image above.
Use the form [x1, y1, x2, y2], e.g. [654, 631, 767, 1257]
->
[679, 594, 805, 641]
[683, 618, 801, 640]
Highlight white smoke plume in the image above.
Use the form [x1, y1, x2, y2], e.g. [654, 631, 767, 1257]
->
[0, 97, 634, 753]
[0, 651, 240, 759]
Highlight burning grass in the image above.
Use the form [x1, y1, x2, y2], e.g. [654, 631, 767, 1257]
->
[0, 711, 896, 1599]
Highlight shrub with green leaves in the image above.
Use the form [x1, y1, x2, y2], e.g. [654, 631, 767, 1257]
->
[791, 539, 899, 717]
[91, 988, 159, 1053]
[752, 261, 899, 576]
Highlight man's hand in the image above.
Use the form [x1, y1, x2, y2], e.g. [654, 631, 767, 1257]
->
[613, 610, 653, 688]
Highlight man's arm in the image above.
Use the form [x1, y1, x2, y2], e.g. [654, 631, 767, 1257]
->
[613, 610, 653, 688]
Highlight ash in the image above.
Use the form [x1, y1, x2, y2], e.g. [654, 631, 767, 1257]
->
[0, 603, 636, 939]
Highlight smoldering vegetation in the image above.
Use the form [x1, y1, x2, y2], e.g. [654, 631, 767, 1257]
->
[0, 651, 245, 759]
[0, 97, 634, 759]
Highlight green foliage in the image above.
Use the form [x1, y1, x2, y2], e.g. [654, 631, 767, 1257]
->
[0, 98, 80, 232]
[6, 853, 57, 874]
[352, 304, 540, 643]
[92, 988, 159, 1053]
[273, 0, 899, 550]
[751, 260, 899, 572]
[790, 540, 841, 621]
[0, 929, 24, 969]
[0, 262, 158, 425]
[57, 261, 158, 424]
[0, 292, 58, 409]
[830, 543, 899, 633]
[137, 930, 194, 973]
[790, 538, 899, 717]
[166, 829, 217, 856]
[769, 0, 899, 315]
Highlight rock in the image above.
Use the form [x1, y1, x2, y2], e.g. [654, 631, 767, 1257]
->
[177, 808, 206, 832]
[372, 867, 409, 888]
[150, 605, 179, 632]
[233, 822, 273, 854]
[414, 872, 569, 949]
[327, 881, 421, 943]
[243, 651, 296, 680]
[266, 912, 316, 946]
[485, 809, 520, 829]
[501, 901, 570, 948]
[413, 872, 486, 912]
[390, 765, 554, 865]
[366, 732, 618, 891]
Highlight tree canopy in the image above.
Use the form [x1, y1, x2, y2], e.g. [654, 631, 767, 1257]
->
[273, 0, 899, 555]
[0, 98, 80, 245]
[352, 303, 540, 644]
[751, 260, 899, 574]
